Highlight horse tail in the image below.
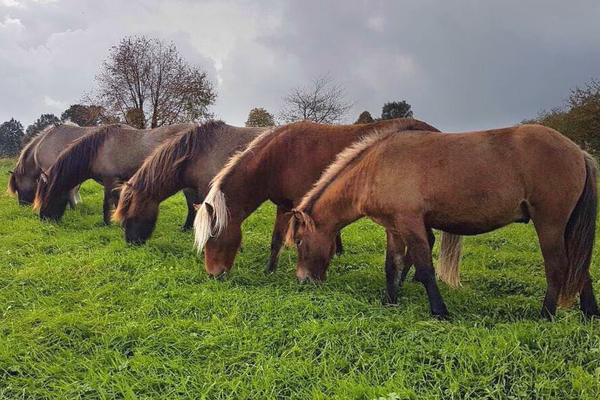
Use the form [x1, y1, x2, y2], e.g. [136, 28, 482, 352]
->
[559, 151, 598, 307]
[437, 232, 463, 287]
[193, 187, 228, 253]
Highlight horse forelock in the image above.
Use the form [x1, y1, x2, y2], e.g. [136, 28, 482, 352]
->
[112, 182, 134, 222]
[296, 131, 395, 213]
[7, 172, 17, 195]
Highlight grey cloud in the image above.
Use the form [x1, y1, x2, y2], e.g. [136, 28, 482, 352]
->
[1, 0, 599, 131]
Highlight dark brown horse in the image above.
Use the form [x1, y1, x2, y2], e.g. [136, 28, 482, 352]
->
[113, 121, 267, 243]
[34, 123, 193, 224]
[194, 118, 462, 282]
[8, 123, 94, 205]
[289, 125, 598, 319]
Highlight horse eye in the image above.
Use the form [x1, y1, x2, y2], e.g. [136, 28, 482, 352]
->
[295, 238, 302, 246]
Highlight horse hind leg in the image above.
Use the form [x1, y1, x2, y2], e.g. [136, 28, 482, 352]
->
[535, 224, 568, 320]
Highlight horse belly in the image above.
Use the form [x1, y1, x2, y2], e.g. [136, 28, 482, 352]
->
[426, 195, 528, 236]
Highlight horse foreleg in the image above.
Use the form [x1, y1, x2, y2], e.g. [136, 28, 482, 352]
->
[335, 234, 344, 256]
[265, 206, 292, 273]
[398, 223, 449, 318]
[102, 184, 115, 225]
[383, 230, 406, 305]
[580, 279, 599, 317]
[182, 188, 201, 231]
[402, 228, 434, 284]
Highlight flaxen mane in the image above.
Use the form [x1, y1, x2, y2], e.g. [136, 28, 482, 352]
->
[193, 123, 279, 252]
[34, 125, 113, 210]
[113, 121, 222, 222]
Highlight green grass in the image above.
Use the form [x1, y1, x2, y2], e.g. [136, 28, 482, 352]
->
[1, 157, 599, 399]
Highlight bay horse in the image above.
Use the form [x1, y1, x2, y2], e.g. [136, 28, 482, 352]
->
[194, 118, 462, 283]
[288, 125, 598, 320]
[113, 121, 267, 244]
[34, 123, 194, 224]
[7, 122, 93, 206]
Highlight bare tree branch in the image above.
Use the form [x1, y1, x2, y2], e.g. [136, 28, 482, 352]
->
[280, 74, 354, 124]
[89, 36, 216, 128]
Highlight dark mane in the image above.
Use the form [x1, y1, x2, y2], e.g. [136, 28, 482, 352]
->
[34, 125, 113, 209]
[113, 120, 223, 220]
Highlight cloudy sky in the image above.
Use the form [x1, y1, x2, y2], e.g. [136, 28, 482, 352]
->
[1, 0, 599, 131]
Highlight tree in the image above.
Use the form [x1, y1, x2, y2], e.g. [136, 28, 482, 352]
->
[381, 101, 413, 120]
[90, 36, 217, 128]
[354, 110, 375, 124]
[280, 74, 354, 124]
[61, 104, 110, 126]
[245, 108, 275, 127]
[0, 118, 24, 157]
[23, 113, 60, 145]
[522, 77, 600, 153]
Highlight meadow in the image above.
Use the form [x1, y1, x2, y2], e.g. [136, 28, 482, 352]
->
[0, 157, 599, 399]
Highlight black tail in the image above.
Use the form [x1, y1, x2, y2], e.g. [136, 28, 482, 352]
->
[560, 152, 598, 306]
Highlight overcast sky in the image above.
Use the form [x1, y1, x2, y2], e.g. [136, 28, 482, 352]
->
[1, 0, 599, 131]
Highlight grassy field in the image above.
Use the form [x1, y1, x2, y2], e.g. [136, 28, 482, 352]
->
[1, 157, 600, 399]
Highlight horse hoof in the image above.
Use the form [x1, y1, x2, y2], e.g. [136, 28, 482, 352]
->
[381, 294, 398, 306]
[264, 264, 276, 275]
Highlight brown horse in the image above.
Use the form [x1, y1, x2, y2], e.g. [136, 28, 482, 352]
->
[34, 123, 194, 224]
[113, 121, 267, 244]
[194, 118, 462, 282]
[7, 122, 94, 205]
[288, 125, 598, 319]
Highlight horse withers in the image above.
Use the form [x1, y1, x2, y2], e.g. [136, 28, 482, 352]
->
[289, 125, 598, 320]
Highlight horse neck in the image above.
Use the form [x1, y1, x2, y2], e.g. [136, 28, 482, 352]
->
[310, 174, 365, 236]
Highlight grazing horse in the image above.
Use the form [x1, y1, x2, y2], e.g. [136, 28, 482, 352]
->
[113, 121, 267, 244]
[34, 123, 194, 224]
[7, 123, 94, 206]
[194, 118, 461, 281]
[288, 125, 599, 320]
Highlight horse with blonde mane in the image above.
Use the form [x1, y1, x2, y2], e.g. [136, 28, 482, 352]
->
[113, 121, 267, 243]
[7, 122, 92, 206]
[288, 125, 598, 320]
[34, 123, 193, 224]
[194, 118, 462, 286]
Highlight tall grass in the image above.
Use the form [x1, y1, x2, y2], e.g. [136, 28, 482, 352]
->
[0, 159, 599, 399]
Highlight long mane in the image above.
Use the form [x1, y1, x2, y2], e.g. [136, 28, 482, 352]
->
[193, 123, 280, 252]
[33, 125, 113, 210]
[113, 121, 223, 222]
[296, 132, 396, 213]
[287, 132, 397, 244]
